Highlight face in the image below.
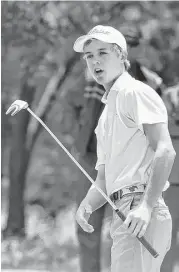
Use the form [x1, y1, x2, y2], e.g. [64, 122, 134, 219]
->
[83, 39, 124, 90]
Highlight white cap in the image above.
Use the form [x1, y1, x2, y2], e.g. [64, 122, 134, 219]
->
[73, 25, 127, 53]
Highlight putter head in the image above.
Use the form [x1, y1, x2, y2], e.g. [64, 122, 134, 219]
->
[6, 100, 29, 116]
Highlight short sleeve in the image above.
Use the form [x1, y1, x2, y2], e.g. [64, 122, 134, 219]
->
[94, 124, 106, 170]
[125, 84, 168, 126]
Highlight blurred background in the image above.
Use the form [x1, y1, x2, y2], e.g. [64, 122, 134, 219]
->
[1, 1, 179, 272]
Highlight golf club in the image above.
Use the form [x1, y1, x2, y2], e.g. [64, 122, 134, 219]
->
[6, 99, 159, 258]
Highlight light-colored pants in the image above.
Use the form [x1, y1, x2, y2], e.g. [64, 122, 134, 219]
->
[110, 193, 172, 272]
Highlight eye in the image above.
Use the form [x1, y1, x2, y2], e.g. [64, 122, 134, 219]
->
[99, 51, 107, 56]
[86, 54, 93, 59]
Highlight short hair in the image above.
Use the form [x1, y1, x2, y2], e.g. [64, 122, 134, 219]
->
[83, 39, 131, 71]
[83, 39, 94, 49]
[111, 44, 131, 71]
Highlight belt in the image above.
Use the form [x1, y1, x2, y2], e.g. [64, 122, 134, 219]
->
[110, 184, 146, 203]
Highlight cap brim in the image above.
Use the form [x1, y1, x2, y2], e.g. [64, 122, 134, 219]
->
[73, 33, 114, 53]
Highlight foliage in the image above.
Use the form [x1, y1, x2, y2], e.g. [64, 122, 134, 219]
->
[1, 204, 80, 270]
[1, 203, 113, 271]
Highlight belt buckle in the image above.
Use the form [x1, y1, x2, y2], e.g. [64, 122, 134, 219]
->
[119, 189, 123, 199]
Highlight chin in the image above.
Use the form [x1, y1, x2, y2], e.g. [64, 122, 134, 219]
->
[96, 80, 104, 86]
[95, 77, 106, 85]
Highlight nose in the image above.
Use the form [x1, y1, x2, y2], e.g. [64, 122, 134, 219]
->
[91, 56, 100, 66]
[92, 59, 100, 66]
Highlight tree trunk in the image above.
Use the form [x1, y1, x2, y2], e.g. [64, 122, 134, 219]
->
[3, 79, 36, 238]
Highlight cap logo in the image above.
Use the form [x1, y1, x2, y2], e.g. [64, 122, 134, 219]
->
[88, 27, 110, 36]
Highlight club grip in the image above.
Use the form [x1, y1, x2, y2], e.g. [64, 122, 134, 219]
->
[115, 209, 159, 258]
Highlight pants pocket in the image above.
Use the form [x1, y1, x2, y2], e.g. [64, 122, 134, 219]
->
[110, 195, 134, 238]
[149, 199, 172, 253]
[129, 192, 143, 210]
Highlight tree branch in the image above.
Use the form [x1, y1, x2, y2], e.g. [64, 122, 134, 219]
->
[26, 54, 80, 148]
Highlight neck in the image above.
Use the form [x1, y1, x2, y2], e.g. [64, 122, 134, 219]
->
[103, 67, 125, 93]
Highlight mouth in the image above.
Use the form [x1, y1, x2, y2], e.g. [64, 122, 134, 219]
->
[94, 68, 104, 76]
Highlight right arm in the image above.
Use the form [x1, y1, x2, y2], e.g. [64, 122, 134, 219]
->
[80, 164, 107, 212]
[76, 164, 107, 232]
[76, 107, 107, 232]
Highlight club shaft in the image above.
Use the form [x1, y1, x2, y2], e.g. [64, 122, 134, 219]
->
[27, 107, 159, 258]
[27, 108, 115, 208]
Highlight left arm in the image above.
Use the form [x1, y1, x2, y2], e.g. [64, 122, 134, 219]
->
[123, 86, 176, 238]
[124, 122, 176, 238]
[142, 122, 176, 209]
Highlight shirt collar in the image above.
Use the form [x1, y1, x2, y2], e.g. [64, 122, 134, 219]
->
[101, 71, 133, 104]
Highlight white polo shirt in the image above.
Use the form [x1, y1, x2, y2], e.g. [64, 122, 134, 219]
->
[95, 72, 169, 196]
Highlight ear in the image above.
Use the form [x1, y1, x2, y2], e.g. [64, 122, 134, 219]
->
[118, 51, 125, 62]
[116, 49, 123, 60]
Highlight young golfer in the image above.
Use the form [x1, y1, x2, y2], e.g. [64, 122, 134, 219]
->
[73, 25, 176, 271]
